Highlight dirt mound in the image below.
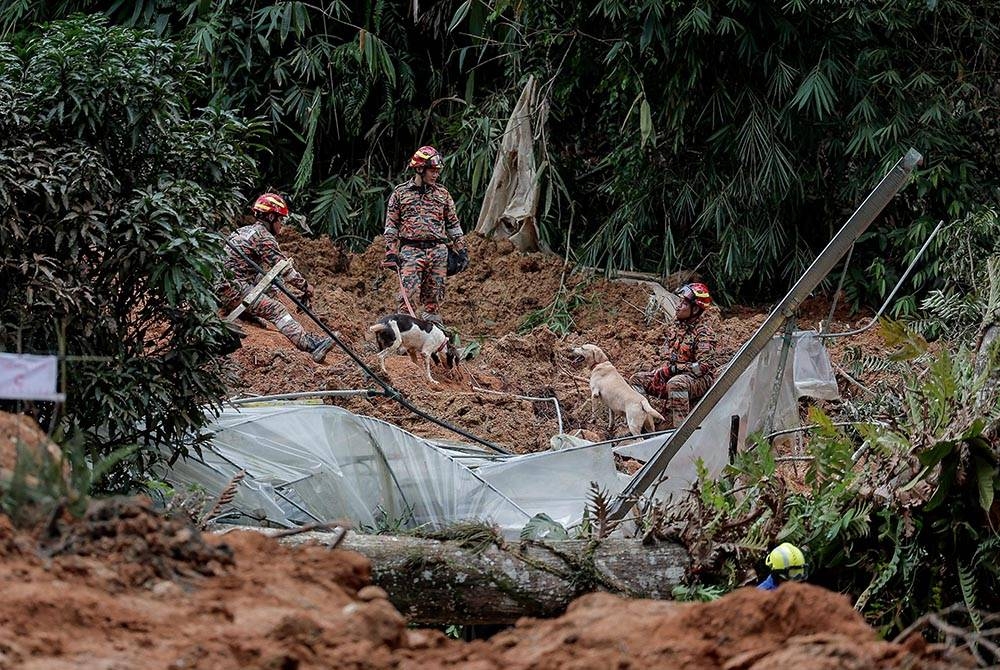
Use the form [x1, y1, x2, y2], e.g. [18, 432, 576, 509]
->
[423, 585, 969, 669]
[0, 410, 62, 472]
[228, 231, 668, 450]
[0, 509, 972, 669]
[0, 521, 404, 669]
[228, 229, 876, 452]
[46, 497, 234, 587]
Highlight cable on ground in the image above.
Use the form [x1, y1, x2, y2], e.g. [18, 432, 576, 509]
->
[222, 238, 509, 454]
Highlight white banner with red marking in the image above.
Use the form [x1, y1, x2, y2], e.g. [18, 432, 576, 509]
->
[0, 353, 64, 401]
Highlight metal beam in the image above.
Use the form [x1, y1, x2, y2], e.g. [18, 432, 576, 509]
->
[227, 389, 387, 405]
[607, 148, 923, 522]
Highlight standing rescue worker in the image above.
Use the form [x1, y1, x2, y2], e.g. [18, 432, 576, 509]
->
[382, 145, 468, 324]
[216, 193, 334, 363]
[635, 282, 720, 427]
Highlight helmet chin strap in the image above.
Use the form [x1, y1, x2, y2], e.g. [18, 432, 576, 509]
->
[414, 169, 430, 194]
[255, 212, 278, 234]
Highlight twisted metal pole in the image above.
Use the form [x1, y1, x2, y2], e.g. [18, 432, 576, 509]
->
[607, 148, 924, 522]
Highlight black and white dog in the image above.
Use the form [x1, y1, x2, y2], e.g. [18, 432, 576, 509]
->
[369, 313, 458, 384]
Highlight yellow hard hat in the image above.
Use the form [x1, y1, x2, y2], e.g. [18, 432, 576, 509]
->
[765, 543, 807, 580]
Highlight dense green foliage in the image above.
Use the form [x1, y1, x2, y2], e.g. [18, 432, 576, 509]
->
[0, 16, 257, 488]
[461, 0, 1000, 305]
[671, 320, 1000, 636]
[4, 1, 998, 304]
[912, 208, 1000, 339]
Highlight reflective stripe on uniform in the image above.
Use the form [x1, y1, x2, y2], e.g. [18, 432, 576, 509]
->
[276, 314, 294, 328]
[774, 544, 792, 568]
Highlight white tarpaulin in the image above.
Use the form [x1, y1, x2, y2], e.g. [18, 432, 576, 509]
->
[0, 353, 64, 401]
[612, 330, 838, 502]
[164, 331, 837, 536]
[162, 405, 535, 534]
[475, 75, 549, 252]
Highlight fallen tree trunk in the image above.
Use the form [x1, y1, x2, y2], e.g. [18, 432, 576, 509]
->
[234, 528, 689, 625]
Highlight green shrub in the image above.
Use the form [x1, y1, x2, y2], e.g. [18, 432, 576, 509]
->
[0, 16, 259, 489]
[666, 319, 1000, 634]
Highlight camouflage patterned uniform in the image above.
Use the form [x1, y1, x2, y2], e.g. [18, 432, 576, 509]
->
[645, 309, 721, 427]
[215, 222, 324, 353]
[384, 179, 466, 319]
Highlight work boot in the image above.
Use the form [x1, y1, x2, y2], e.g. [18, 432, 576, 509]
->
[309, 336, 334, 363]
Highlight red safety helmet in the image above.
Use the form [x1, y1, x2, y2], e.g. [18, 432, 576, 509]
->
[677, 282, 713, 311]
[251, 192, 290, 217]
[409, 145, 444, 169]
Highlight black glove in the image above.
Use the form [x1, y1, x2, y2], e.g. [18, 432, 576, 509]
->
[382, 253, 400, 270]
[301, 282, 314, 300]
[456, 249, 469, 272]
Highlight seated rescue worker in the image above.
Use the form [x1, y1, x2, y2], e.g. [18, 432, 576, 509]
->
[215, 192, 334, 363]
[634, 282, 719, 427]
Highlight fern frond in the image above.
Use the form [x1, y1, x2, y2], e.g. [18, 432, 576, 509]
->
[855, 527, 902, 612]
[957, 558, 982, 631]
[586, 481, 619, 540]
[199, 469, 245, 527]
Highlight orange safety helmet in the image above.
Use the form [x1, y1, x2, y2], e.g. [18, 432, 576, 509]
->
[409, 145, 444, 169]
[251, 192, 290, 218]
[677, 282, 713, 311]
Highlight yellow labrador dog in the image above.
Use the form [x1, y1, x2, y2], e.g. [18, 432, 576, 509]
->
[571, 344, 664, 437]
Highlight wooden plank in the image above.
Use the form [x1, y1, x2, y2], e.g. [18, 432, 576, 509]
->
[223, 258, 291, 322]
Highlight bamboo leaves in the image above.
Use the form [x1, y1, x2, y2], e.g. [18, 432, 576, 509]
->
[790, 59, 839, 119]
[293, 90, 322, 194]
[11, 0, 1000, 309]
[356, 28, 396, 86]
[448, 0, 471, 33]
[639, 98, 654, 148]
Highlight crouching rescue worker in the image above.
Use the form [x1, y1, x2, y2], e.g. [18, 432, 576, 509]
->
[382, 145, 468, 325]
[216, 192, 334, 363]
[757, 542, 808, 590]
[634, 282, 719, 427]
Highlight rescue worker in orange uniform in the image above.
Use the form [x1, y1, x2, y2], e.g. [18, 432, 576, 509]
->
[635, 282, 720, 427]
[216, 193, 334, 363]
[381, 146, 468, 325]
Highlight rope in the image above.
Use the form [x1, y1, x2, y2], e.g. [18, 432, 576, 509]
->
[221, 236, 509, 454]
[396, 268, 417, 317]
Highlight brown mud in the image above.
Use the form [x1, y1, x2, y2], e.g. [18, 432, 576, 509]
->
[230, 230, 882, 452]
